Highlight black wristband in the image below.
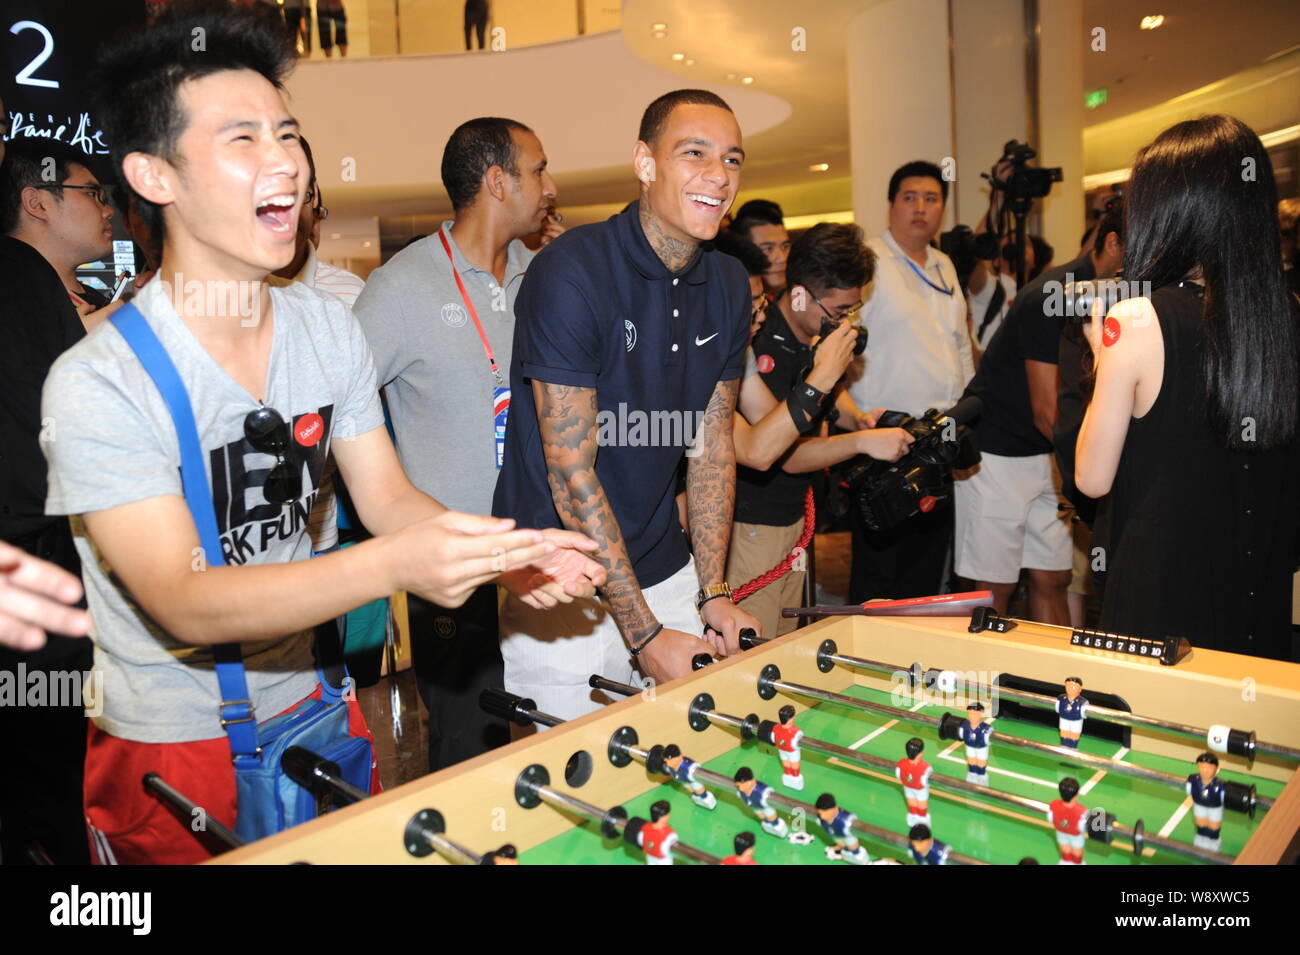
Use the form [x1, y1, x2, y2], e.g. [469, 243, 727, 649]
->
[629, 624, 664, 657]
[697, 592, 732, 613]
[786, 382, 827, 434]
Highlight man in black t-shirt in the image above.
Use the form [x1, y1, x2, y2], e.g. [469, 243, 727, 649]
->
[956, 211, 1123, 621]
[729, 224, 912, 638]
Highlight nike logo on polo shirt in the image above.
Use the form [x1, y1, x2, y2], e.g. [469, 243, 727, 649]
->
[695, 332, 719, 346]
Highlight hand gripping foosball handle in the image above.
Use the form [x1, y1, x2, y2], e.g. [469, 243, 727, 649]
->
[738, 628, 762, 651]
[692, 653, 716, 670]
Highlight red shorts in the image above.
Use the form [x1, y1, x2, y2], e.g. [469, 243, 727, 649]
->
[84, 686, 379, 865]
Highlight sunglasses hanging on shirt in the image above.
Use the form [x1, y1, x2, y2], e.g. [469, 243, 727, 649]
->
[244, 405, 303, 505]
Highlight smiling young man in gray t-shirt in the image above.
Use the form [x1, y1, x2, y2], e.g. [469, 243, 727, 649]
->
[41, 7, 602, 864]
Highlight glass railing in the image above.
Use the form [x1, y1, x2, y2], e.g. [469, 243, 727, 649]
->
[255, 0, 621, 61]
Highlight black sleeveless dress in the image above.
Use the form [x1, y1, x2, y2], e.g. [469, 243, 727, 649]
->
[1097, 283, 1299, 660]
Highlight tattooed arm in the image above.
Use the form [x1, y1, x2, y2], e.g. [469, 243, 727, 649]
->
[688, 378, 763, 651]
[534, 379, 716, 680]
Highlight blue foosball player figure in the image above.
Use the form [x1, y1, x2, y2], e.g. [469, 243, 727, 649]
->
[1187, 752, 1226, 851]
[1057, 677, 1089, 749]
[733, 766, 790, 838]
[907, 823, 949, 865]
[815, 792, 869, 865]
[960, 702, 992, 785]
[662, 744, 718, 809]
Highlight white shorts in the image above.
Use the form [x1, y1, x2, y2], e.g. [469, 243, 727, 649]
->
[780, 750, 801, 766]
[1056, 831, 1086, 849]
[1193, 804, 1224, 824]
[903, 786, 930, 803]
[954, 452, 1072, 583]
[1059, 718, 1084, 734]
[500, 556, 702, 721]
[965, 745, 989, 761]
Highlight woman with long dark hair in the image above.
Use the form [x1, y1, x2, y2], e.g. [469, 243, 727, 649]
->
[1076, 114, 1300, 660]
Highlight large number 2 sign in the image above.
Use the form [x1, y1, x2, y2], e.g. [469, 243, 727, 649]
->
[10, 20, 59, 89]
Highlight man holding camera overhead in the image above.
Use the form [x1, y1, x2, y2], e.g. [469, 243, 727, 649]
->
[841, 161, 975, 602]
[729, 224, 913, 639]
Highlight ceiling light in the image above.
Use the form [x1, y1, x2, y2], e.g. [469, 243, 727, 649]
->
[726, 73, 736, 80]
[671, 52, 685, 61]
[1139, 14, 1164, 29]
[652, 30, 666, 39]
[684, 58, 695, 66]
[741, 76, 754, 85]
[808, 163, 830, 172]
[652, 23, 667, 31]
[362, 240, 372, 248]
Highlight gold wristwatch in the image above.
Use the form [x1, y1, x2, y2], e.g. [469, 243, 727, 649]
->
[696, 582, 733, 612]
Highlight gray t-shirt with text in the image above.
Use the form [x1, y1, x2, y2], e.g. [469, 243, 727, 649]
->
[42, 278, 385, 743]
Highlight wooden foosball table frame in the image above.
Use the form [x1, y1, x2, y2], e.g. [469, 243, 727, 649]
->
[213, 614, 1300, 865]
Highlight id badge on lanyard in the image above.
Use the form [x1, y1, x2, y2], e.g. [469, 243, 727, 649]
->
[493, 386, 510, 469]
[439, 230, 510, 468]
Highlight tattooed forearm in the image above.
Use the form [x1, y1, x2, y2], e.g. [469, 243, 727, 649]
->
[687, 378, 740, 591]
[639, 203, 698, 272]
[533, 380, 658, 643]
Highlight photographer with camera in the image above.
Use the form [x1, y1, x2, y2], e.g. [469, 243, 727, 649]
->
[954, 197, 1123, 623]
[841, 161, 974, 602]
[729, 223, 912, 638]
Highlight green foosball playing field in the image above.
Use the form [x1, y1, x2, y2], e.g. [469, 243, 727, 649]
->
[519, 681, 1285, 865]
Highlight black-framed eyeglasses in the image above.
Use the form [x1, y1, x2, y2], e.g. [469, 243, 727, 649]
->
[244, 405, 302, 505]
[813, 294, 864, 323]
[38, 183, 110, 206]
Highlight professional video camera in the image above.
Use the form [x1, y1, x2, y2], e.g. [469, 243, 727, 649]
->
[988, 139, 1063, 202]
[837, 396, 982, 532]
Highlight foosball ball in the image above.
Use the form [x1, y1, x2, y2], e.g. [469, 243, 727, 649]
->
[211, 610, 1300, 865]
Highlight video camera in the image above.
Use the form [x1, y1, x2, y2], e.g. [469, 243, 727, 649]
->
[837, 396, 982, 532]
[988, 139, 1063, 202]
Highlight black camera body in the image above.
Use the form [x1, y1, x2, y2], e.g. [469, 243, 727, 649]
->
[816, 314, 868, 357]
[839, 403, 981, 532]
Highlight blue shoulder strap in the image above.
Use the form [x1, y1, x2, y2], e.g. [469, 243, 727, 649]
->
[109, 303, 263, 762]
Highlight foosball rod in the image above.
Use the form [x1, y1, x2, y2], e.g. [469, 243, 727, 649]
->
[282, 745, 370, 806]
[513, 762, 723, 864]
[672, 691, 1231, 865]
[402, 808, 486, 865]
[756, 664, 1269, 815]
[742, 631, 1296, 766]
[142, 773, 244, 852]
[485, 689, 985, 865]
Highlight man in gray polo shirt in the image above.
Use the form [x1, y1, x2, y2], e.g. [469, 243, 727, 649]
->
[353, 117, 568, 770]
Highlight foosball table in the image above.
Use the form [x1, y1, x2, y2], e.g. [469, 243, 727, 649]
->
[211, 611, 1300, 865]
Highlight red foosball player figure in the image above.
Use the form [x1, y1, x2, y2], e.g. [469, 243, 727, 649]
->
[1187, 752, 1226, 851]
[723, 831, 759, 865]
[959, 702, 992, 786]
[1057, 677, 1089, 749]
[772, 705, 805, 790]
[1047, 777, 1088, 865]
[907, 823, 949, 865]
[733, 766, 790, 838]
[662, 744, 718, 809]
[638, 800, 678, 866]
[895, 737, 933, 827]
[815, 793, 870, 865]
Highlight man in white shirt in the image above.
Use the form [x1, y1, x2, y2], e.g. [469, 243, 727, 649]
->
[841, 161, 975, 601]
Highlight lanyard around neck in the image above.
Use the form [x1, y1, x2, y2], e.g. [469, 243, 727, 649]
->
[901, 253, 954, 296]
[438, 229, 503, 385]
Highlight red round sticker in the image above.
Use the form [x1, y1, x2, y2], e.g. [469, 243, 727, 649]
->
[1102, 316, 1121, 347]
[294, 412, 325, 448]
[756, 354, 775, 374]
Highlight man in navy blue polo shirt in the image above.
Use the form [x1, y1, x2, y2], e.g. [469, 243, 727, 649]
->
[493, 89, 760, 718]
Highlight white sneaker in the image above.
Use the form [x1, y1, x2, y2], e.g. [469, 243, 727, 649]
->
[843, 846, 870, 865]
[692, 790, 717, 810]
[783, 773, 805, 790]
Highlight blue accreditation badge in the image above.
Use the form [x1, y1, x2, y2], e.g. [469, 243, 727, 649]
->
[493, 386, 511, 468]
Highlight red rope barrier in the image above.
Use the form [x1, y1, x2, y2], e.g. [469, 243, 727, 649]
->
[732, 486, 815, 602]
